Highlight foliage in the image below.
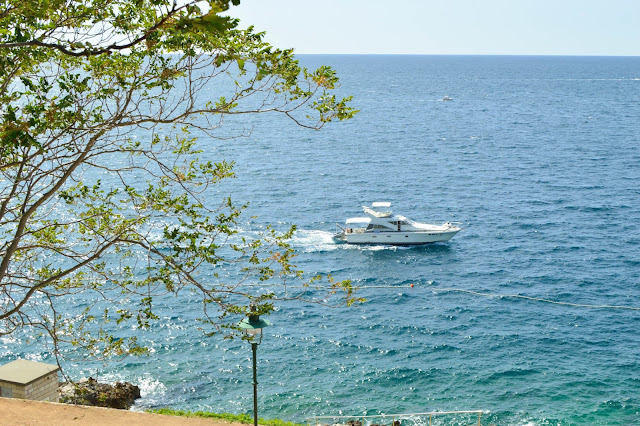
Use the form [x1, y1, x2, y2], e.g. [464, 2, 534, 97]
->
[0, 0, 359, 363]
[148, 408, 304, 426]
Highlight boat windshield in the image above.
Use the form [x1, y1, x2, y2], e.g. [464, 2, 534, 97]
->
[366, 224, 393, 230]
[345, 217, 371, 225]
[404, 217, 418, 226]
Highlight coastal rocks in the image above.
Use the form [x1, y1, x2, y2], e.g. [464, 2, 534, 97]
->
[58, 377, 141, 409]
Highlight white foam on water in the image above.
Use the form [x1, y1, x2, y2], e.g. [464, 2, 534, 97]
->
[290, 229, 339, 252]
[136, 375, 167, 398]
[130, 375, 169, 411]
[356, 244, 397, 252]
[0, 335, 18, 345]
[290, 229, 403, 253]
[24, 353, 45, 362]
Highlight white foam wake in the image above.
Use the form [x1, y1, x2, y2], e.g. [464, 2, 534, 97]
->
[290, 229, 339, 252]
[290, 229, 403, 252]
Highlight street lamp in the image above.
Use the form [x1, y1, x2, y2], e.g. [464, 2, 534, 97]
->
[238, 312, 271, 426]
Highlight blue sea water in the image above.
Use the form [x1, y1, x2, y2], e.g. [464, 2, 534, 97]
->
[3, 55, 640, 425]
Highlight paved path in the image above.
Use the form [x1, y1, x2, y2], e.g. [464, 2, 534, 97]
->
[0, 397, 245, 425]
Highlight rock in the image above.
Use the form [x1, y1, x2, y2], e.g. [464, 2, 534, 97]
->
[58, 377, 141, 410]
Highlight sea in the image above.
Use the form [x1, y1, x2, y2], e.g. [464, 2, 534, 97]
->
[2, 55, 640, 425]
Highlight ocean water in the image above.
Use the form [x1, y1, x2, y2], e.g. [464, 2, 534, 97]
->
[3, 55, 640, 425]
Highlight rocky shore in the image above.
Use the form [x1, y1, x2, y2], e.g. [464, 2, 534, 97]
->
[58, 377, 141, 409]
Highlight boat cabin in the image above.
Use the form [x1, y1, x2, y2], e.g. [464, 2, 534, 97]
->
[334, 202, 461, 245]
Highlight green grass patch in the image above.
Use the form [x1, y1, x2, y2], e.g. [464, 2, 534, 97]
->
[147, 408, 304, 426]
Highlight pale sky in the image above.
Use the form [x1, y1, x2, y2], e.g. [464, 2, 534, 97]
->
[227, 0, 640, 56]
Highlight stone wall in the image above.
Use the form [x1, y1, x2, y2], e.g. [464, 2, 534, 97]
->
[0, 371, 59, 402]
[0, 359, 60, 402]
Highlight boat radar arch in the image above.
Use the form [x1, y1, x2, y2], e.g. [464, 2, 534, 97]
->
[372, 202, 391, 208]
[363, 206, 392, 218]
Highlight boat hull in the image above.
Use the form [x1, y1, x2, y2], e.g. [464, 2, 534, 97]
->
[336, 230, 459, 245]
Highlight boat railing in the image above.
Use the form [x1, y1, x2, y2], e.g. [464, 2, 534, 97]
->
[306, 410, 485, 426]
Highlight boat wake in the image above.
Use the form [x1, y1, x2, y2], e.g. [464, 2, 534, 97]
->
[229, 226, 449, 254]
[290, 229, 422, 252]
[289, 229, 339, 252]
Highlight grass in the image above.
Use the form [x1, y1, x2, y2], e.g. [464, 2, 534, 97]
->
[147, 408, 305, 426]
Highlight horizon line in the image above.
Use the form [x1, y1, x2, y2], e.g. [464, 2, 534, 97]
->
[292, 53, 640, 58]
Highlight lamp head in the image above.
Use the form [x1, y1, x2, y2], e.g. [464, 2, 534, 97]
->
[238, 314, 271, 344]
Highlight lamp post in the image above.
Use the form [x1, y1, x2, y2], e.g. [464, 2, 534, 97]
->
[238, 312, 271, 426]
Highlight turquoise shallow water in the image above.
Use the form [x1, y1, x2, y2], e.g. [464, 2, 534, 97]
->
[2, 55, 640, 425]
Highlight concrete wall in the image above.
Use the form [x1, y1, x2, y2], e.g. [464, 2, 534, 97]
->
[0, 371, 59, 402]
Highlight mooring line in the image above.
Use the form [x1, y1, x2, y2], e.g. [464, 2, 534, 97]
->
[354, 284, 640, 311]
[428, 286, 640, 311]
[241, 283, 640, 311]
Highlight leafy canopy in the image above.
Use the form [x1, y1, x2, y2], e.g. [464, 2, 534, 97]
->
[0, 0, 359, 362]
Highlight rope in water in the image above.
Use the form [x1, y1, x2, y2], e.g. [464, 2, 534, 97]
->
[357, 284, 640, 311]
[242, 283, 640, 311]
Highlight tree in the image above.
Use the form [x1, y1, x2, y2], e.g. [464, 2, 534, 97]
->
[0, 0, 358, 363]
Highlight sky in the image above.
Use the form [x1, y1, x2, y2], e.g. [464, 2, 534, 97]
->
[227, 0, 640, 56]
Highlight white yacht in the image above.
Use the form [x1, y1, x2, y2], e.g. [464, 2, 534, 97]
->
[333, 202, 461, 245]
